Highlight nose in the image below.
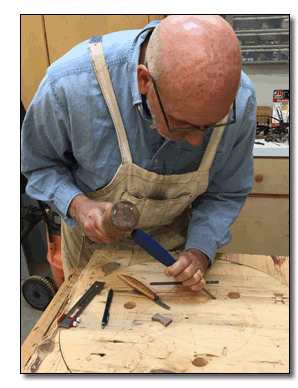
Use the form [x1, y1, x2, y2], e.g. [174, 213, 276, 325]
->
[185, 131, 204, 147]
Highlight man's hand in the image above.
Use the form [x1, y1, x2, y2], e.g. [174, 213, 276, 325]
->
[68, 194, 124, 244]
[164, 248, 210, 292]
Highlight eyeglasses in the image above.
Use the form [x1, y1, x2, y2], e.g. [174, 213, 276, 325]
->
[148, 68, 236, 133]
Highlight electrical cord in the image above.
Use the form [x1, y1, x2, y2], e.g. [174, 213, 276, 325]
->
[37, 200, 54, 243]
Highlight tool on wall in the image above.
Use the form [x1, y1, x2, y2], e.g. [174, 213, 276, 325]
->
[118, 274, 171, 310]
[57, 281, 105, 328]
[131, 228, 217, 299]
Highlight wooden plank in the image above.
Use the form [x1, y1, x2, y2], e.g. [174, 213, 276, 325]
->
[21, 14, 161, 109]
[251, 158, 289, 195]
[148, 15, 165, 22]
[21, 15, 49, 110]
[56, 258, 290, 373]
[218, 197, 289, 256]
[22, 251, 289, 373]
[21, 268, 82, 372]
[44, 15, 150, 64]
[216, 253, 289, 287]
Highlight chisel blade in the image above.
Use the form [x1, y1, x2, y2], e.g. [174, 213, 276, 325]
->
[155, 298, 171, 310]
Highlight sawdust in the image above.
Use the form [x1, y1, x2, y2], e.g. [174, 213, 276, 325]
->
[124, 351, 144, 372]
[140, 332, 155, 342]
[156, 351, 172, 360]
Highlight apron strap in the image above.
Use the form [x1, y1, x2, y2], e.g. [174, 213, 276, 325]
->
[198, 107, 232, 173]
[88, 41, 132, 164]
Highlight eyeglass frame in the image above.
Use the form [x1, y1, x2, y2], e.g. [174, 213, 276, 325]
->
[147, 65, 236, 133]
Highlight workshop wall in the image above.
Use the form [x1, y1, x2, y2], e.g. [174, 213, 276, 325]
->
[22, 15, 289, 111]
[21, 15, 165, 110]
[243, 64, 289, 107]
[222, 15, 289, 108]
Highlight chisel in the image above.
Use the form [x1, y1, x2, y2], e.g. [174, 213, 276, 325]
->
[117, 274, 171, 310]
[131, 228, 216, 299]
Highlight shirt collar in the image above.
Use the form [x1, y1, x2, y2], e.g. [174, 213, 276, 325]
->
[127, 20, 161, 107]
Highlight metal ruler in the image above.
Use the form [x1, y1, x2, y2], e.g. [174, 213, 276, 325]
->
[57, 281, 105, 328]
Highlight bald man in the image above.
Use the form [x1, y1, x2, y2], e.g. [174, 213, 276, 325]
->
[21, 15, 256, 291]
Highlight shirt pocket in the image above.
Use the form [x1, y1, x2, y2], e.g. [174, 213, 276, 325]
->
[121, 191, 192, 228]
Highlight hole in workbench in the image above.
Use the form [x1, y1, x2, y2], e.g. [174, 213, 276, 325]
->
[192, 357, 209, 367]
[124, 302, 136, 309]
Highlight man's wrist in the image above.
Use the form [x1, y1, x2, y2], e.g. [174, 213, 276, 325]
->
[186, 248, 211, 269]
[68, 194, 89, 223]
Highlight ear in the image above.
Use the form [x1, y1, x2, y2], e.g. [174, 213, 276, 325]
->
[137, 64, 150, 94]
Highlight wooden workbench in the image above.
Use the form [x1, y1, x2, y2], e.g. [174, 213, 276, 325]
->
[21, 250, 289, 373]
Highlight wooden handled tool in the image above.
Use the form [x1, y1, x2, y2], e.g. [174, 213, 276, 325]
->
[101, 201, 139, 236]
[117, 274, 170, 310]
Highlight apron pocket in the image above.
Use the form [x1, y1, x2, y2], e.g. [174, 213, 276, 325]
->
[121, 191, 191, 228]
[160, 193, 192, 225]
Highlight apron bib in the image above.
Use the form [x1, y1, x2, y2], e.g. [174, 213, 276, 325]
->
[61, 41, 228, 277]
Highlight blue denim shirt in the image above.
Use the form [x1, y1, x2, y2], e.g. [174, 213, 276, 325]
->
[21, 20, 257, 263]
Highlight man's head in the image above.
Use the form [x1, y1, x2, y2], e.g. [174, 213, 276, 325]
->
[137, 15, 242, 146]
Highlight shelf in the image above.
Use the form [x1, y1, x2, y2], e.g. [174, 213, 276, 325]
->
[233, 15, 289, 21]
[229, 15, 289, 65]
[241, 45, 288, 49]
[242, 61, 289, 65]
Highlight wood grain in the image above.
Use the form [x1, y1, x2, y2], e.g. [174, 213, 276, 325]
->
[21, 15, 165, 108]
[251, 158, 289, 195]
[21, 15, 49, 110]
[218, 197, 289, 256]
[216, 253, 289, 286]
[21, 268, 83, 372]
[44, 15, 150, 64]
[21, 250, 289, 373]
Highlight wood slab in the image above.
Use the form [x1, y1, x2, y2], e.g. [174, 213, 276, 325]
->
[21, 251, 289, 373]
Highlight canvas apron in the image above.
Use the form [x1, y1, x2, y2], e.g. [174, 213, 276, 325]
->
[61, 41, 228, 278]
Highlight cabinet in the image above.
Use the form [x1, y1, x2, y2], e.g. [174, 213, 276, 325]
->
[229, 15, 289, 64]
[21, 15, 165, 110]
[218, 157, 289, 256]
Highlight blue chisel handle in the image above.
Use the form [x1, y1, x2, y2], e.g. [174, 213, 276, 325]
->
[131, 228, 176, 267]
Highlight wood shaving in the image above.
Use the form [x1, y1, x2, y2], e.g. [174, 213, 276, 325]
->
[140, 332, 155, 342]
